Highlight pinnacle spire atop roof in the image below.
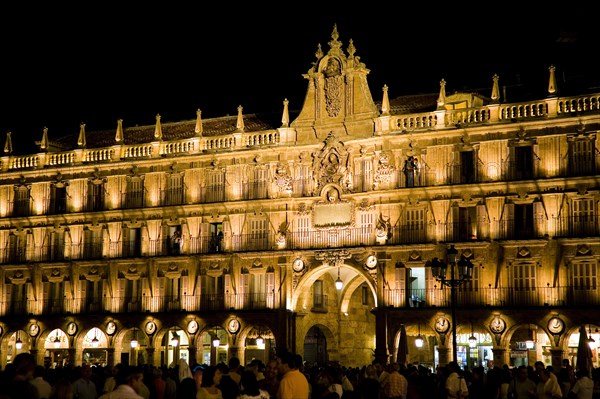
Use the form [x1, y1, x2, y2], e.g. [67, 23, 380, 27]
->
[4, 131, 12, 154]
[77, 123, 86, 148]
[115, 119, 124, 143]
[40, 126, 49, 151]
[236, 105, 244, 131]
[195, 109, 203, 136]
[154, 114, 163, 140]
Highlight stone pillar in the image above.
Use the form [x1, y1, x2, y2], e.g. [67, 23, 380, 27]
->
[492, 348, 507, 368]
[229, 346, 239, 363]
[146, 347, 156, 366]
[550, 349, 564, 372]
[106, 348, 115, 367]
[374, 308, 389, 364]
[31, 349, 42, 366]
[437, 346, 450, 366]
[75, 347, 84, 366]
[188, 343, 197, 366]
[68, 348, 76, 366]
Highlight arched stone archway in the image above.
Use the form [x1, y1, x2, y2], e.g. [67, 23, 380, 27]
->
[303, 324, 332, 366]
[290, 261, 376, 312]
[291, 259, 377, 366]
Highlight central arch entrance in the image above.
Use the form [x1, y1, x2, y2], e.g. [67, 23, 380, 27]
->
[303, 325, 328, 366]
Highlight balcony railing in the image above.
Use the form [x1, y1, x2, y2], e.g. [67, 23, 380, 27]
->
[312, 294, 329, 312]
[4, 154, 600, 217]
[286, 228, 376, 249]
[160, 188, 185, 206]
[0, 292, 277, 316]
[382, 285, 600, 308]
[241, 182, 269, 200]
[555, 215, 600, 237]
[0, 215, 598, 264]
[121, 191, 145, 209]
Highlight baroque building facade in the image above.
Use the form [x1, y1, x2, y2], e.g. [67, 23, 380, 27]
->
[0, 25, 599, 371]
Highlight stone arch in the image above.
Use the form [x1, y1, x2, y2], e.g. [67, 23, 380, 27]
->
[290, 260, 376, 312]
[300, 322, 336, 364]
[500, 322, 546, 348]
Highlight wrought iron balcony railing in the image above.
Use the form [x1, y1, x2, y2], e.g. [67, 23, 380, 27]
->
[0, 215, 597, 264]
[0, 292, 276, 316]
[383, 285, 599, 309]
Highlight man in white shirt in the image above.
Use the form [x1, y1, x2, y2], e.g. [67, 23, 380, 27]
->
[30, 365, 52, 399]
[569, 368, 594, 399]
[445, 361, 469, 399]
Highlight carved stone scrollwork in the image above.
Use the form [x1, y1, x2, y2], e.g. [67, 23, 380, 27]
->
[323, 58, 342, 117]
[373, 153, 395, 189]
[375, 213, 392, 241]
[312, 133, 353, 194]
[315, 249, 351, 267]
[273, 162, 293, 193]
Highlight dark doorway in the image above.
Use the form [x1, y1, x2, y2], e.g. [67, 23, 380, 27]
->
[303, 326, 328, 366]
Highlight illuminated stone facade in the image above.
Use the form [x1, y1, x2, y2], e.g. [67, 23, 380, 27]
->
[0, 25, 599, 370]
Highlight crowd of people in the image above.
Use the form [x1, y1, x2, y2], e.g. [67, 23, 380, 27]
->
[0, 351, 599, 399]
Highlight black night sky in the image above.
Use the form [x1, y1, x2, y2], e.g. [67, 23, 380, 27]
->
[0, 6, 594, 154]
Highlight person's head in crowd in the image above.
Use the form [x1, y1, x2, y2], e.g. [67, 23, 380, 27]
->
[12, 352, 37, 381]
[277, 350, 298, 376]
[115, 365, 145, 393]
[200, 365, 222, 388]
[240, 370, 261, 396]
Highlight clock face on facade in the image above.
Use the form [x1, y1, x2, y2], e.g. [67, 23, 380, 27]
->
[67, 322, 78, 336]
[490, 317, 506, 334]
[365, 255, 378, 270]
[106, 321, 117, 336]
[29, 323, 40, 337]
[228, 318, 240, 334]
[145, 321, 157, 335]
[434, 316, 450, 334]
[292, 258, 305, 272]
[548, 317, 565, 335]
[187, 320, 199, 334]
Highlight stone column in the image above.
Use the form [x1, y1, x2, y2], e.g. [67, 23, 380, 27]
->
[146, 347, 156, 366]
[229, 346, 239, 362]
[550, 349, 564, 372]
[31, 349, 41, 366]
[437, 345, 450, 366]
[68, 348, 76, 366]
[374, 308, 389, 365]
[106, 347, 115, 367]
[492, 348, 507, 368]
[188, 342, 197, 366]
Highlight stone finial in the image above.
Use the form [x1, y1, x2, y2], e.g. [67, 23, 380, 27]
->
[195, 109, 203, 136]
[77, 123, 86, 148]
[328, 24, 342, 52]
[40, 126, 49, 151]
[491, 74, 500, 103]
[548, 65, 557, 96]
[281, 99, 290, 127]
[115, 119, 124, 143]
[315, 43, 324, 60]
[347, 38, 356, 58]
[437, 79, 447, 110]
[154, 114, 163, 140]
[236, 105, 245, 131]
[381, 85, 390, 116]
[4, 131, 12, 154]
